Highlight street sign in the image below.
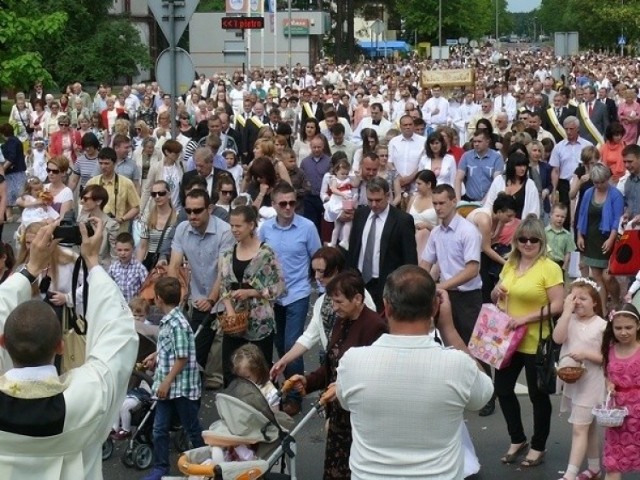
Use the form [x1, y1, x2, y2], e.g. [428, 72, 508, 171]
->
[446, 39, 458, 46]
[221, 16, 265, 29]
[147, 0, 199, 42]
[371, 19, 385, 36]
[155, 47, 195, 95]
[618, 35, 626, 46]
[458, 37, 469, 45]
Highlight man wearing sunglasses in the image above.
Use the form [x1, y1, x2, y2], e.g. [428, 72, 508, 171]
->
[260, 182, 321, 416]
[165, 189, 233, 377]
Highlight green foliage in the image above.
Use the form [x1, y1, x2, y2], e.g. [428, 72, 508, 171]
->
[393, 0, 510, 44]
[197, 0, 225, 11]
[0, 3, 67, 90]
[0, 0, 151, 92]
[538, 0, 640, 48]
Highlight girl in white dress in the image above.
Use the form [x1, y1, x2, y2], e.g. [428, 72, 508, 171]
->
[552, 278, 607, 480]
[325, 158, 357, 248]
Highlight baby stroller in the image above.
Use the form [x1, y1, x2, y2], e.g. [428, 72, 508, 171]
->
[102, 333, 190, 469]
[174, 377, 323, 480]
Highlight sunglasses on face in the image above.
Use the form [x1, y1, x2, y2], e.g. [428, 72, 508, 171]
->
[81, 195, 93, 202]
[185, 207, 206, 215]
[277, 200, 297, 208]
[517, 237, 541, 245]
[151, 191, 168, 198]
[46, 168, 60, 174]
[220, 190, 234, 195]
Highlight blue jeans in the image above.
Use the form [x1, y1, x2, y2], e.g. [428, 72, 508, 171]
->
[274, 296, 309, 380]
[152, 397, 204, 472]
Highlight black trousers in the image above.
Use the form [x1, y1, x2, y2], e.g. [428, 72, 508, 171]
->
[303, 194, 324, 235]
[189, 309, 216, 372]
[494, 351, 552, 452]
[447, 289, 482, 345]
[556, 178, 571, 230]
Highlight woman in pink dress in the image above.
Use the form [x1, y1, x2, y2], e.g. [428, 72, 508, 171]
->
[617, 90, 640, 145]
[601, 303, 640, 479]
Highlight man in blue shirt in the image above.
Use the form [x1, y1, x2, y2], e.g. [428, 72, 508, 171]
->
[455, 130, 504, 202]
[260, 182, 321, 415]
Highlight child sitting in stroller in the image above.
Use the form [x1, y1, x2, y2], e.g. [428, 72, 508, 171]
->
[231, 344, 279, 409]
[111, 374, 152, 440]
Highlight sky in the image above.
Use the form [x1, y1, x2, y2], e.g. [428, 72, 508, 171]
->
[508, 0, 542, 12]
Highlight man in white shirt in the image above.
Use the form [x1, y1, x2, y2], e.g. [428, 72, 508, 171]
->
[320, 110, 352, 142]
[368, 84, 385, 105]
[353, 103, 392, 144]
[228, 80, 246, 115]
[528, 111, 555, 144]
[493, 81, 517, 122]
[467, 98, 496, 141]
[550, 116, 594, 228]
[388, 114, 426, 191]
[421, 84, 449, 128]
[336, 265, 493, 480]
[454, 91, 481, 145]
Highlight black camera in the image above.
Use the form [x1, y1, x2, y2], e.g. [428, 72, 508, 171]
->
[53, 220, 95, 245]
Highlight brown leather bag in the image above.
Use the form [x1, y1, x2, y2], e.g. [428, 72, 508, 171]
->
[138, 264, 189, 305]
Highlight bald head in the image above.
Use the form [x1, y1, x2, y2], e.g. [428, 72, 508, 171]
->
[3, 301, 62, 367]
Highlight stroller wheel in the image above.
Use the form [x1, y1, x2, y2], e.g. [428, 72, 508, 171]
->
[102, 438, 114, 460]
[121, 443, 136, 468]
[133, 443, 153, 470]
[173, 428, 191, 453]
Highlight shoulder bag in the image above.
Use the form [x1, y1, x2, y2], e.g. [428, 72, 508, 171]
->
[535, 303, 559, 394]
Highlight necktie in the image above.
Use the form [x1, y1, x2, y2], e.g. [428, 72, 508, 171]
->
[588, 102, 593, 116]
[556, 108, 561, 118]
[362, 214, 378, 283]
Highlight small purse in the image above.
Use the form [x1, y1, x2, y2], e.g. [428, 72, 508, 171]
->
[535, 303, 559, 394]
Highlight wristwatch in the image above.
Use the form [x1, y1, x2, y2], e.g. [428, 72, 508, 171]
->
[18, 266, 38, 284]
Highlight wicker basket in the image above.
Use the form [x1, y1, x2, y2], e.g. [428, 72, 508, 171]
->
[593, 393, 628, 428]
[556, 355, 586, 384]
[219, 311, 249, 335]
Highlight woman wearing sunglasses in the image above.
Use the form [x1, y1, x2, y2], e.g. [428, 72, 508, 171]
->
[137, 180, 177, 271]
[44, 155, 73, 219]
[490, 215, 565, 469]
[140, 139, 184, 215]
[48, 114, 81, 164]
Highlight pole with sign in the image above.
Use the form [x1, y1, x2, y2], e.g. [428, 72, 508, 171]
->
[147, 0, 199, 138]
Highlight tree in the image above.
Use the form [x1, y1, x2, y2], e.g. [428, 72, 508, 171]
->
[0, 1, 67, 91]
[538, 0, 640, 48]
[35, 0, 150, 89]
[393, 0, 510, 45]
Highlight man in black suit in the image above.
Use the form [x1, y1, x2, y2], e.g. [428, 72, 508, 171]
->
[543, 93, 577, 142]
[347, 177, 418, 311]
[242, 102, 269, 164]
[598, 87, 618, 124]
[179, 146, 226, 205]
[28, 81, 47, 109]
[328, 90, 350, 123]
[300, 88, 325, 126]
[579, 85, 609, 144]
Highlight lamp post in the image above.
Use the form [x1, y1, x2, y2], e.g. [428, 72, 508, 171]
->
[495, 0, 499, 42]
[438, 0, 442, 49]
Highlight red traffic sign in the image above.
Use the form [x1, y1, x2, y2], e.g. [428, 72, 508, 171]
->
[221, 16, 264, 30]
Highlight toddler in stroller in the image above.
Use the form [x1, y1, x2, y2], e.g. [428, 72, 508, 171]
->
[174, 344, 322, 480]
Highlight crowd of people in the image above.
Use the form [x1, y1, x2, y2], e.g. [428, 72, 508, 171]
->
[0, 44, 639, 479]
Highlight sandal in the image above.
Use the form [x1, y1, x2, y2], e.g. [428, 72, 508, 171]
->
[576, 469, 601, 480]
[521, 450, 546, 467]
[500, 441, 528, 464]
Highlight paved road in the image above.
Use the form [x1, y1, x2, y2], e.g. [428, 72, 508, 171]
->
[1, 221, 631, 479]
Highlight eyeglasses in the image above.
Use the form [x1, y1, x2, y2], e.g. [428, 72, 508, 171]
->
[277, 200, 297, 208]
[517, 237, 541, 245]
[58, 123, 69, 127]
[151, 191, 168, 198]
[184, 207, 206, 215]
[220, 190, 234, 195]
[46, 168, 60, 174]
[81, 195, 93, 202]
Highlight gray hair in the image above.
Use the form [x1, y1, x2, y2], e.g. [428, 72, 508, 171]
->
[193, 146, 213, 164]
[563, 115, 580, 128]
[366, 176, 389, 194]
[590, 162, 612, 183]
